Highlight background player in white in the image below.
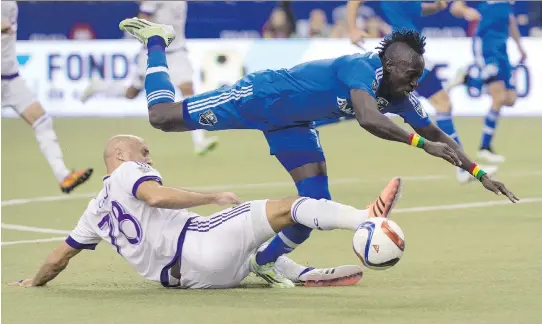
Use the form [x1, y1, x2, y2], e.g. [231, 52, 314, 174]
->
[9, 134, 405, 289]
[1, 1, 93, 194]
[80, 1, 218, 156]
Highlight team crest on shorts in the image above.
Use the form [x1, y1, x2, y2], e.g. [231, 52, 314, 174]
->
[376, 97, 389, 110]
[199, 110, 218, 126]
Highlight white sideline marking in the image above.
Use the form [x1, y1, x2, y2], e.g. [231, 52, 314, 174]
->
[1, 223, 70, 235]
[1, 237, 66, 246]
[2, 170, 541, 208]
[2, 197, 541, 247]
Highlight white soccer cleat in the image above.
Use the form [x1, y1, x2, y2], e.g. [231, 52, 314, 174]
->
[296, 266, 363, 287]
[195, 136, 219, 157]
[477, 149, 506, 164]
[444, 66, 468, 92]
[119, 17, 176, 47]
[80, 77, 106, 103]
[249, 253, 295, 288]
[456, 165, 498, 184]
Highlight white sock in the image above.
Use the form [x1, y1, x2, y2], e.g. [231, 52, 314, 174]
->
[191, 129, 206, 147]
[275, 255, 306, 282]
[32, 115, 71, 182]
[291, 197, 368, 231]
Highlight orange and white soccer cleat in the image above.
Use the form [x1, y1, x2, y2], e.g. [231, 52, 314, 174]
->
[60, 168, 93, 194]
[367, 177, 402, 219]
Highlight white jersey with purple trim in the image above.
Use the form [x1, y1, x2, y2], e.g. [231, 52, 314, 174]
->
[66, 161, 198, 283]
[1, 1, 19, 76]
[139, 1, 187, 51]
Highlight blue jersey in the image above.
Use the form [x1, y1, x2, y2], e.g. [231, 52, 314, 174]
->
[183, 52, 430, 132]
[380, 1, 422, 33]
[476, 1, 512, 43]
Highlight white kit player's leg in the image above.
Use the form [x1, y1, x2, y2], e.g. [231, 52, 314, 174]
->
[250, 177, 402, 288]
[30, 112, 71, 182]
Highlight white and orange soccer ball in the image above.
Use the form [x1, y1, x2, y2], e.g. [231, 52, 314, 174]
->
[352, 218, 405, 270]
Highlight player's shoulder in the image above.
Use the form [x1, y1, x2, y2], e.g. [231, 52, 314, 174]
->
[112, 161, 161, 181]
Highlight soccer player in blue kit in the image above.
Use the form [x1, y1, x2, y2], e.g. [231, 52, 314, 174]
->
[346, 0, 499, 184]
[450, 0, 527, 163]
[119, 17, 518, 288]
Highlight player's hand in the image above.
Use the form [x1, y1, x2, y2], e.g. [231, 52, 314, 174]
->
[8, 279, 34, 287]
[213, 192, 241, 206]
[422, 141, 462, 166]
[481, 176, 519, 203]
[463, 7, 481, 22]
[435, 0, 448, 11]
[349, 29, 368, 49]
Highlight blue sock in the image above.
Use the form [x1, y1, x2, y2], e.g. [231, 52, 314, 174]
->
[144, 36, 175, 108]
[436, 111, 462, 147]
[255, 175, 331, 266]
[481, 109, 500, 149]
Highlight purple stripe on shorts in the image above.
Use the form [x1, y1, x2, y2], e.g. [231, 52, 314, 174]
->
[291, 197, 310, 224]
[189, 203, 250, 226]
[187, 206, 251, 232]
[1, 72, 19, 80]
[132, 176, 162, 198]
[160, 218, 194, 288]
[65, 236, 98, 250]
[187, 207, 250, 231]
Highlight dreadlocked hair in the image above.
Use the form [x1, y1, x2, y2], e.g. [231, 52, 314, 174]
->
[377, 29, 426, 59]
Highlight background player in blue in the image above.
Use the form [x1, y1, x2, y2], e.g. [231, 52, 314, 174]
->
[346, 0, 498, 184]
[450, 0, 527, 164]
[119, 17, 519, 288]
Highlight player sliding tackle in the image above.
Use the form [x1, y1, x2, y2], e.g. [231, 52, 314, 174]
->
[10, 135, 406, 289]
[116, 18, 518, 288]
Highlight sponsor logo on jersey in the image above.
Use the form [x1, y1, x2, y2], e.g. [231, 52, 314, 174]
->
[135, 161, 152, 173]
[336, 97, 354, 115]
[376, 97, 389, 110]
[199, 110, 218, 126]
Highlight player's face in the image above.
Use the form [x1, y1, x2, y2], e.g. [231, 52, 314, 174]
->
[387, 55, 424, 99]
[130, 141, 153, 166]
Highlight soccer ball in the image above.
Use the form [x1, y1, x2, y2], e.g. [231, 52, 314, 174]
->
[352, 218, 405, 270]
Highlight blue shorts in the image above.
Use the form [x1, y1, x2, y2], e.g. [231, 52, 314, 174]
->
[473, 37, 514, 89]
[416, 66, 444, 99]
[182, 83, 324, 160]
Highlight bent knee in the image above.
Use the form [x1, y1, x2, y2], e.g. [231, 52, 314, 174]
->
[429, 90, 451, 113]
[148, 102, 186, 131]
[503, 91, 517, 106]
[265, 197, 299, 231]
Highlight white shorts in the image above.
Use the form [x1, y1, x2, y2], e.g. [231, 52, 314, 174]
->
[1, 75, 37, 115]
[179, 200, 275, 289]
[130, 48, 195, 90]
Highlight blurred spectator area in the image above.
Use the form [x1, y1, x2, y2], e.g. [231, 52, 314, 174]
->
[15, 1, 535, 40]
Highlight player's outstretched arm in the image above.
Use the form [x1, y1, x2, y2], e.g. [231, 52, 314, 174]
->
[136, 180, 241, 209]
[9, 242, 81, 287]
[346, 0, 368, 46]
[414, 123, 519, 203]
[351, 89, 462, 165]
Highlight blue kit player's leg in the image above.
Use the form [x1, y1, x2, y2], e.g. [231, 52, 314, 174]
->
[417, 63, 472, 183]
[475, 38, 514, 164]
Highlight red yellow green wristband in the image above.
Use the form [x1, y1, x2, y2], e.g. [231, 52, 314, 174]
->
[408, 133, 425, 148]
[469, 163, 487, 181]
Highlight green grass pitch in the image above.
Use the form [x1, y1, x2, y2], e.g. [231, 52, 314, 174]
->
[2, 116, 541, 324]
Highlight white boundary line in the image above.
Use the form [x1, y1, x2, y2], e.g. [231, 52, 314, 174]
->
[2, 197, 541, 247]
[2, 170, 541, 208]
[1, 237, 66, 246]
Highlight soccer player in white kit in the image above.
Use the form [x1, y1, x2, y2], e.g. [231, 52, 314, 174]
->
[1, 1, 93, 194]
[80, 1, 218, 157]
[10, 135, 404, 289]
